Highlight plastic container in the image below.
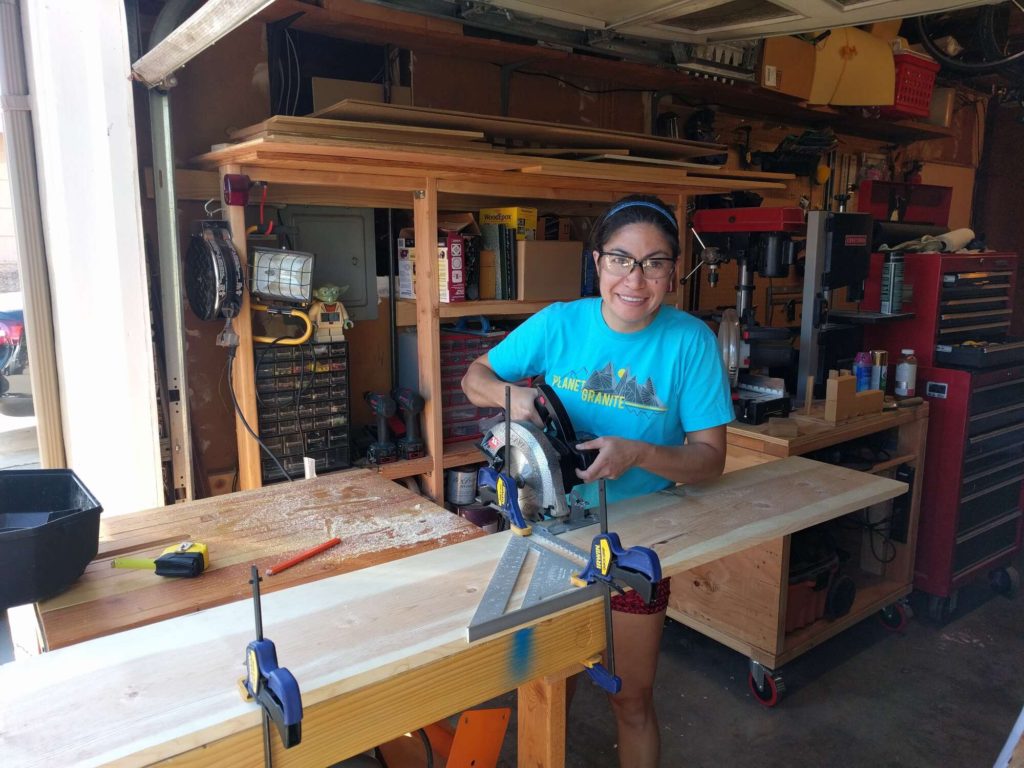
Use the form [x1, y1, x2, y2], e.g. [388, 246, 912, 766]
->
[853, 352, 872, 392]
[0, 469, 103, 609]
[880, 51, 940, 119]
[880, 252, 904, 314]
[895, 349, 918, 397]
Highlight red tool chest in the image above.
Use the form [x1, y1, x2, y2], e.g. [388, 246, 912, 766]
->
[914, 365, 1024, 614]
[864, 252, 1024, 618]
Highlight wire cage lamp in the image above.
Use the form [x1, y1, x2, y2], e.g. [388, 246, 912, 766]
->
[250, 247, 316, 345]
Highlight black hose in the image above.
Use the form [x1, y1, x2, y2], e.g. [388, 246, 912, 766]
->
[916, 10, 1024, 73]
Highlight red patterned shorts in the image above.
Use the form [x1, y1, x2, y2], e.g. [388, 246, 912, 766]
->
[610, 577, 671, 614]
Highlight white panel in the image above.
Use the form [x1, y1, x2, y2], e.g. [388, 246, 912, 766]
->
[22, 1, 163, 514]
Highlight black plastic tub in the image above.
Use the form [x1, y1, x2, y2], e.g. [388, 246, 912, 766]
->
[0, 469, 103, 609]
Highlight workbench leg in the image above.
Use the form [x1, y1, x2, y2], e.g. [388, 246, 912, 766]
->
[517, 674, 567, 767]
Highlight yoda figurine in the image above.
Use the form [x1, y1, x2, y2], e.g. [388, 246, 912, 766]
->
[309, 283, 354, 342]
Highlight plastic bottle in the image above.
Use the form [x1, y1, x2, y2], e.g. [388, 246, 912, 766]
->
[894, 349, 918, 398]
[853, 352, 872, 392]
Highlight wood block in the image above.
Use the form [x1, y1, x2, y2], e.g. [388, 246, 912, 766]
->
[825, 371, 884, 424]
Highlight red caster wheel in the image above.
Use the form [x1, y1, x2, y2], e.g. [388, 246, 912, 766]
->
[748, 669, 785, 707]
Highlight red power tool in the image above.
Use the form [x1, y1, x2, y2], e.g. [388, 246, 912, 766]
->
[393, 387, 426, 460]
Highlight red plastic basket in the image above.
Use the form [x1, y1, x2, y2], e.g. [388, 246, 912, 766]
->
[880, 51, 940, 120]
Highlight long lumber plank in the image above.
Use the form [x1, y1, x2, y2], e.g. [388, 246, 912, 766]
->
[311, 99, 727, 159]
[1, 457, 904, 767]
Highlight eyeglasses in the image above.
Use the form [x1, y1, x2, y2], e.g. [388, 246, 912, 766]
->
[598, 252, 676, 280]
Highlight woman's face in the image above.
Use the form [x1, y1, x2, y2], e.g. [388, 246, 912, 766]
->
[593, 221, 676, 333]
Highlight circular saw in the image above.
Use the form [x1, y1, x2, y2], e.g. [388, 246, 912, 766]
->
[477, 384, 598, 532]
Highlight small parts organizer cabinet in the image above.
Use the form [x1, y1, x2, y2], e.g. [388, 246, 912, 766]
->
[438, 328, 504, 444]
[669, 405, 929, 707]
[916, 364, 1024, 619]
[254, 341, 352, 483]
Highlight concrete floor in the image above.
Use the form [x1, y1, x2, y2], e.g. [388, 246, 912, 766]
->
[487, 569, 1024, 768]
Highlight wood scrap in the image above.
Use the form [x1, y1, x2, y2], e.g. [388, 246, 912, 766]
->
[824, 370, 884, 425]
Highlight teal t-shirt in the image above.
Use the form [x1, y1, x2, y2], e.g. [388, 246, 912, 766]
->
[486, 298, 734, 505]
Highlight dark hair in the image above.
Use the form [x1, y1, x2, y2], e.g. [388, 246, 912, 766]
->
[588, 194, 680, 260]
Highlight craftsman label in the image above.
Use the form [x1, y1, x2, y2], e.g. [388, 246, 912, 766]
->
[844, 234, 868, 246]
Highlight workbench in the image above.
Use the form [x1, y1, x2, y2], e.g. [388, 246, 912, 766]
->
[669, 403, 929, 704]
[3, 457, 906, 767]
[36, 468, 482, 650]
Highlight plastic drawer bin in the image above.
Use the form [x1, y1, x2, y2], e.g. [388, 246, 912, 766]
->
[0, 469, 103, 609]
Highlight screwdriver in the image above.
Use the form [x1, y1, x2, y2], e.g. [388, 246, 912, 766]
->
[112, 541, 209, 577]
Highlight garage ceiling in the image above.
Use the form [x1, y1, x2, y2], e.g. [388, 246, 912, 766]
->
[371, 0, 998, 43]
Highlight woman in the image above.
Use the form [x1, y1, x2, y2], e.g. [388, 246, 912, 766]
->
[462, 194, 733, 768]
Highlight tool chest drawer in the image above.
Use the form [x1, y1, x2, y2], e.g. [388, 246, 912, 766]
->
[254, 340, 351, 483]
[917, 363, 1024, 598]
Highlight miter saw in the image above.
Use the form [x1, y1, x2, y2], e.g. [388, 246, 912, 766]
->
[476, 384, 599, 535]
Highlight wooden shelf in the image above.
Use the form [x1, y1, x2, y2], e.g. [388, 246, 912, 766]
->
[444, 442, 485, 469]
[868, 452, 918, 475]
[396, 299, 554, 326]
[369, 443, 484, 482]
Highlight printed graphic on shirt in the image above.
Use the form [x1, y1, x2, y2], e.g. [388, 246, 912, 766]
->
[550, 363, 667, 414]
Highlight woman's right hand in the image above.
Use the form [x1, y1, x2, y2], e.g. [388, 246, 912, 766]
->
[508, 385, 545, 428]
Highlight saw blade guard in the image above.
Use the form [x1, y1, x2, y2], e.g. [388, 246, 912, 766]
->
[480, 420, 571, 520]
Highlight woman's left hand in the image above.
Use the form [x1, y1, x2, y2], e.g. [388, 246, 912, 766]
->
[574, 437, 647, 483]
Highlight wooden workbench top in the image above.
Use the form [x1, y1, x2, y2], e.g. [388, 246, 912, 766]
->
[3, 457, 906, 768]
[727, 402, 929, 458]
[37, 469, 481, 650]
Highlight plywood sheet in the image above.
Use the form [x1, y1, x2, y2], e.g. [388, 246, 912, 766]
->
[3, 457, 905, 767]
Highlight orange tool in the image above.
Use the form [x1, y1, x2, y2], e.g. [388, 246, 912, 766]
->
[265, 537, 341, 577]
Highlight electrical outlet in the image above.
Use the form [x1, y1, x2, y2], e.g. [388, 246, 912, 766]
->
[764, 65, 778, 88]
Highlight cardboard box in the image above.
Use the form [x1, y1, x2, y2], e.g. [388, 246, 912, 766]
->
[761, 36, 815, 101]
[397, 214, 479, 303]
[539, 214, 573, 241]
[479, 207, 537, 241]
[516, 241, 584, 302]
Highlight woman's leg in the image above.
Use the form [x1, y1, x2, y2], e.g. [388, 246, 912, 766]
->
[607, 608, 666, 768]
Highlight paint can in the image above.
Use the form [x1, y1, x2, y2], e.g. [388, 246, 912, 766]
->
[446, 467, 478, 506]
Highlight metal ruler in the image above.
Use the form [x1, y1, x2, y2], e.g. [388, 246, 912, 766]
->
[467, 527, 599, 642]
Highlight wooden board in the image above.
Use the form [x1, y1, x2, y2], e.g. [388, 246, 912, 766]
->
[311, 99, 727, 159]
[580, 153, 797, 181]
[36, 469, 481, 650]
[3, 457, 906, 767]
[229, 115, 489, 150]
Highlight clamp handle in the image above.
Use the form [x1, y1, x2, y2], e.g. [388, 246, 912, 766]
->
[571, 533, 662, 604]
[477, 465, 532, 535]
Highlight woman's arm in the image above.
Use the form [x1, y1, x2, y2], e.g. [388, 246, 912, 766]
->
[575, 425, 727, 485]
[461, 354, 544, 427]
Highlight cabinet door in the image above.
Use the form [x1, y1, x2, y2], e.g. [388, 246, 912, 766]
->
[282, 206, 378, 321]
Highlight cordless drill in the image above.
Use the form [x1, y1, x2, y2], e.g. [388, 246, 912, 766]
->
[393, 387, 426, 460]
[364, 391, 398, 464]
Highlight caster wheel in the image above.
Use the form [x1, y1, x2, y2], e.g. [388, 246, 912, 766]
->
[878, 602, 908, 631]
[927, 594, 955, 622]
[748, 670, 785, 707]
[989, 566, 1020, 598]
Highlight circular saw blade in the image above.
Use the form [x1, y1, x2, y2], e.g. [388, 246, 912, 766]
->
[506, 441, 545, 520]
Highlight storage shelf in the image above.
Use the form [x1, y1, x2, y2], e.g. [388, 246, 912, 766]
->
[372, 443, 485, 481]
[777, 575, 908, 667]
[396, 299, 554, 326]
[868, 453, 918, 475]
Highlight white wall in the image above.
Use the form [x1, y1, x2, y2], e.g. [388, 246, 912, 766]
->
[21, 1, 162, 514]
